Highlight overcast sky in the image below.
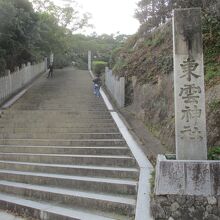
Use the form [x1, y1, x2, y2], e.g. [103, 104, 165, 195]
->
[54, 0, 140, 35]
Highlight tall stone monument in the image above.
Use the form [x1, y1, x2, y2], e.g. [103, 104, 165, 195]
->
[173, 8, 207, 160]
[153, 9, 220, 219]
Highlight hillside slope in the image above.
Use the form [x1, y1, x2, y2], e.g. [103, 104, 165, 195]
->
[112, 21, 220, 153]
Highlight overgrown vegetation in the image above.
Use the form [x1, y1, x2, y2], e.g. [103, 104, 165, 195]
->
[209, 99, 220, 111]
[113, 0, 220, 85]
[69, 34, 128, 70]
[113, 22, 173, 85]
[111, 0, 220, 152]
[208, 146, 220, 160]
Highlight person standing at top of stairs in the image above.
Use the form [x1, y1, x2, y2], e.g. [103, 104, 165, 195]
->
[47, 63, 54, 78]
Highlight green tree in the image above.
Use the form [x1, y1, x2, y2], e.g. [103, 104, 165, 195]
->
[31, 0, 91, 32]
[0, 0, 92, 73]
[0, 0, 39, 72]
[135, 0, 220, 32]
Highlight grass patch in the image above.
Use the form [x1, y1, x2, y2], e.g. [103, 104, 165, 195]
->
[205, 64, 220, 82]
[144, 123, 160, 138]
[209, 99, 220, 111]
[208, 146, 220, 160]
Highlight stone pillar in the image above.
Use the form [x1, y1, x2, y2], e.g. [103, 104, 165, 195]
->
[15, 67, 19, 72]
[173, 8, 207, 160]
[105, 66, 109, 73]
[50, 52, 54, 65]
[5, 70, 11, 95]
[21, 64, 26, 69]
[88, 51, 92, 71]
[5, 70, 10, 75]
[44, 57, 48, 71]
[119, 77, 125, 108]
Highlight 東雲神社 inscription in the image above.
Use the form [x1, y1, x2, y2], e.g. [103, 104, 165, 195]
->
[173, 8, 207, 160]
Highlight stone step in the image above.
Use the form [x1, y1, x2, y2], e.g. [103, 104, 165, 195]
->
[22, 105, 108, 109]
[0, 69, 141, 219]
[13, 100, 106, 104]
[1, 113, 112, 119]
[3, 113, 111, 117]
[0, 118, 115, 124]
[13, 97, 104, 101]
[11, 101, 106, 105]
[2, 110, 111, 116]
[0, 170, 137, 195]
[0, 153, 137, 167]
[15, 97, 105, 102]
[0, 127, 119, 133]
[0, 132, 122, 139]
[0, 116, 114, 122]
[23, 100, 106, 103]
[0, 139, 126, 146]
[12, 94, 102, 98]
[0, 145, 130, 155]
[12, 103, 107, 107]
[0, 122, 117, 128]
[0, 193, 131, 220]
[1, 115, 113, 120]
[19, 102, 106, 105]
[11, 107, 109, 111]
[0, 160, 139, 179]
[0, 181, 136, 217]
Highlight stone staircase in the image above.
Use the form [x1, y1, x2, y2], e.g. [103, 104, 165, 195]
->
[0, 68, 139, 220]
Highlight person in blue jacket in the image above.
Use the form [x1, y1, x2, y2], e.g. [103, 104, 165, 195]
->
[92, 74, 102, 97]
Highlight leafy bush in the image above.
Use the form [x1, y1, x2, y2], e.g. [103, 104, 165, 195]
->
[53, 54, 72, 69]
[75, 58, 88, 70]
[113, 59, 127, 73]
[208, 146, 220, 160]
[0, 58, 6, 76]
[92, 61, 107, 75]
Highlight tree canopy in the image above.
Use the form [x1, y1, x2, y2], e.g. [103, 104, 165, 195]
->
[135, 0, 220, 32]
[0, 0, 126, 75]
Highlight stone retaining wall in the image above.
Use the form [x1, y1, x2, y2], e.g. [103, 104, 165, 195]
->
[104, 68, 125, 108]
[155, 155, 220, 196]
[151, 195, 220, 220]
[153, 155, 220, 220]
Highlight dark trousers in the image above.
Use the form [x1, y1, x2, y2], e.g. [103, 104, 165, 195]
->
[47, 70, 53, 78]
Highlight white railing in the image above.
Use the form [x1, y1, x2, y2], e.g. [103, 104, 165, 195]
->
[0, 59, 47, 105]
[104, 67, 125, 108]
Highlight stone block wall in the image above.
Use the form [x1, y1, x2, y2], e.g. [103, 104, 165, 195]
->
[153, 155, 220, 220]
[155, 155, 220, 196]
[151, 195, 220, 220]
